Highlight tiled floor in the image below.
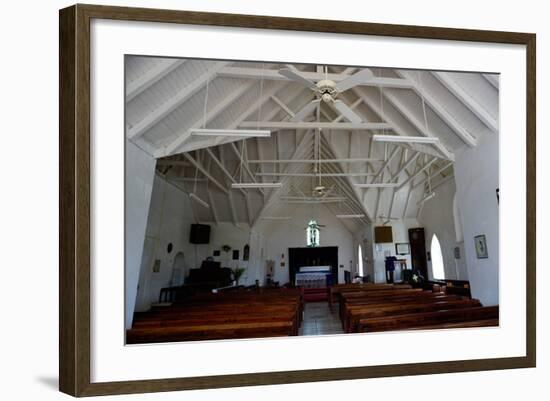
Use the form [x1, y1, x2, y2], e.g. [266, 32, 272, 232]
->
[298, 301, 344, 336]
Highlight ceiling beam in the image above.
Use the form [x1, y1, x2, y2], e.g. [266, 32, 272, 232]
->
[219, 146, 238, 226]
[128, 61, 229, 141]
[390, 151, 420, 181]
[431, 172, 455, 191]
[256, 172, 376, 177]
[230, 142, 265, 195]
[126, 59, 186, 102]
[157, 80, 256, 157]
[218, 66, 415, 89]
[270, 95, 296, 118]
[319, 138, 372, 222]
[182, 152, 229, 195]
[240, 121, 392, 130]
[396, 156, 438, 191]
[246, 158, 383, 164]
[483, 73, 500, 89]
[371, 146, 401, 183]
[251, 132, 313, 227]
[396, 70, 478, 147]
[432, 71, 498, 133]
[205, 156, 218, 226]
[204, 147, 247, 196]
[412, 161, 453, 190]
[351, 87, 454, 161]
[381, 90, 463, 155]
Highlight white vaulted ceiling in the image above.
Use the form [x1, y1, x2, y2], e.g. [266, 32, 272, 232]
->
[125, 57, 499, 234]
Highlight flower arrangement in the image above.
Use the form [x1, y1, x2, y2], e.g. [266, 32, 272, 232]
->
[231, 267, 246, 285]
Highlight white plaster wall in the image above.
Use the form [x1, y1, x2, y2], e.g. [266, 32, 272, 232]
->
[418, 178, 469, 281]
[134, 175, 200, 312]
[124, 141, 156, 329]
[134, 175, 268, 312]
[262, 204, 356, 285]
[454, 131, 499, 306]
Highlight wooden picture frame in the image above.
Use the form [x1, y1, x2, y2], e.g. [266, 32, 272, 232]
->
[395, 243, 410, 255]
[475, 235, 489, 259]
[59, 4, 536, 397]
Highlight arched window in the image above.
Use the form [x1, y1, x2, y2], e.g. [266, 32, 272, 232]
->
[357, 245, 364, 276]
[431, 234, 446, 279]
[306, 220, 320, 247]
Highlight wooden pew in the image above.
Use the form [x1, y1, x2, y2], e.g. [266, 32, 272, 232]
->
[128, 288, 303, 344]
[338, 289, 429, 319]
[127, 321, 294, 344]
[345, 298, 482, 332]
[408, 319, 499, 330]
[356, 306, 499, 333]
[329, 283, 412, 305]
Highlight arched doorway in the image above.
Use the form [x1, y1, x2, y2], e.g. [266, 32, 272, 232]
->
[171, 251, 186, 286]
[430, 234, 445, 280]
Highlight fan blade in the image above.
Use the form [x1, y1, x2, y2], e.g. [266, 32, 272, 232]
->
[335, 68, 373, 92]
[332, 100, 362, 123]
[291, 99, 320, 122]
[279, 67, 317, 89]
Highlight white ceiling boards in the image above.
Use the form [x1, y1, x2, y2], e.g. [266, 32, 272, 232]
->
[126, 56, 498, 230]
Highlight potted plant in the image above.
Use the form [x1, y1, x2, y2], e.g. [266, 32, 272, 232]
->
[231, 267, 246, 285]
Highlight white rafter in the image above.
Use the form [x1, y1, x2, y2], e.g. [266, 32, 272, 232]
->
[351, 87, 454, 161]
[380, 90, 465, 154]
[218, 66, 415, 89]
[157, 80, 256, 157]
[128, 61, 230, 141]
[183, 152, 229, 195]
[396, 70, 478, 147]
[126, 59, 186, 102]
[396, 156, 438, 191]
[483, 73, 500, 89]
[432, 71, 498, 133]
[240, 121, 392, 130]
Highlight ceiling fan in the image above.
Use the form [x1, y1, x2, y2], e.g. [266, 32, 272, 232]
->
[279, 65, 374, 123]
[378, 214, 399, 225]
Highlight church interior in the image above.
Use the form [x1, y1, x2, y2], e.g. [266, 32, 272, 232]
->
[124, 56, 500, 344]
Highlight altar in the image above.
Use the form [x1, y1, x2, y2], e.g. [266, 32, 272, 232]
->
[295, 266, 333, 288]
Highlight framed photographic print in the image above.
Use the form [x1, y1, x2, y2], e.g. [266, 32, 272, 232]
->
[59, 3, 535, 397]
[475, 235, 489, 258]
[395, 243, 410, 255]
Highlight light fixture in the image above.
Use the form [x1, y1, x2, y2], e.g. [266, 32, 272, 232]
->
[189, 193, 210, 208]
[231, 182, 283, 189]
[336, 214, 365, 219]
[417, 192, 436, 205]
[372, 134, 440, 145]
[353, 183, 399, 188]
[190, 129, 271, 137]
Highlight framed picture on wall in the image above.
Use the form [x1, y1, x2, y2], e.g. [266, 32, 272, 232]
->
[59, 4, 535, 397]
[395, 243, 410, 255]
[474, 235, 489, 258]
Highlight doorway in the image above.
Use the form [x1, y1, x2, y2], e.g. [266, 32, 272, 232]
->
[408, 227, 428, 279]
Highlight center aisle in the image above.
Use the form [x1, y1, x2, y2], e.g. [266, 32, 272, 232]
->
[299, 301, 343, 336]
